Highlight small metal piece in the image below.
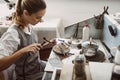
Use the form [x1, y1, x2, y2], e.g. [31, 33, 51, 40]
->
[43, 37, 51, 43]
[41, 41, 46, 46]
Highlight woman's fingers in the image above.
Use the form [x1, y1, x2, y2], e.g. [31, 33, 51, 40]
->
[50, 38, 56, 45]
[31, 47, 39, 53]
[31, 43, 43, 53]
[36, 43, 43, 49]
[21, 43, 43, 54]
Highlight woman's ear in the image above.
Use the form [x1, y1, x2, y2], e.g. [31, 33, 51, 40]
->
[23, 10, 30, 16]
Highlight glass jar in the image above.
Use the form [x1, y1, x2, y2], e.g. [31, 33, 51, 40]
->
[111, 64, 120, 80]
[74, 50, 86, 80]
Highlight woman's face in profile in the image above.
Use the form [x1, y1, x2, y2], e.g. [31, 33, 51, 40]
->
[25, 9, 46, 25]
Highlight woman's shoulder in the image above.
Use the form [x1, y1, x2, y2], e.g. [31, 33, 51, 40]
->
[6, 24, 19, 36]
[8, 23, 19, 29]
[7, 24, 19, 31]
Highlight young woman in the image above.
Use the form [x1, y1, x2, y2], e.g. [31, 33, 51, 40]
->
[0, 0, 56, 80]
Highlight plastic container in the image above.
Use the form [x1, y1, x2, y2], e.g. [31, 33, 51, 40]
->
[82, 25, 89, 42]
[114, 45, 120, 64]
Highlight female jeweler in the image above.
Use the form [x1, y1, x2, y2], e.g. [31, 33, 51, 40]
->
[0, 0, 56, 80]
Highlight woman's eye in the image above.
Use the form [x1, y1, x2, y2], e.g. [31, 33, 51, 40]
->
[36, 17, 42, 19]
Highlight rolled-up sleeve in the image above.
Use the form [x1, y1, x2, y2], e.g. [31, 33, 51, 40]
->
[0, 28, 20, 59]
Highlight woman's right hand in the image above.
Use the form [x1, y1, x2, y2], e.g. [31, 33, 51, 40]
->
[19, 43, 42, 54]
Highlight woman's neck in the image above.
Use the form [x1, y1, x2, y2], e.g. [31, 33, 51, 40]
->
[22, 14, 29, 27]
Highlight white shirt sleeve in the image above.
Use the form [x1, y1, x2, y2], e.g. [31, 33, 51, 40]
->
[0, 27, 20, 59]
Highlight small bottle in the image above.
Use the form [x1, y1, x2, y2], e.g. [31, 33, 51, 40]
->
[82, 24, 89, 42]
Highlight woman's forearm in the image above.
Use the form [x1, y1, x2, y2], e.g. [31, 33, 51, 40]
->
[0, 43, 42, 71]
[0, 50, 24, 71]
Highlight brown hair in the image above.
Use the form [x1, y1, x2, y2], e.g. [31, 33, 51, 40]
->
[14, 0, 46, 29]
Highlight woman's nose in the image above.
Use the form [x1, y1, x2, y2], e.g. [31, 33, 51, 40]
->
[39, 19, 44, 22]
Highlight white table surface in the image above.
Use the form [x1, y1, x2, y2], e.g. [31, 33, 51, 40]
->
[44, 38, 114, 80]
[89, 62, 114, 80]
[45, 39, 110, 72]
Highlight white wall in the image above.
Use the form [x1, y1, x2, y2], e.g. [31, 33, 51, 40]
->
[44, 0, 120, 27]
